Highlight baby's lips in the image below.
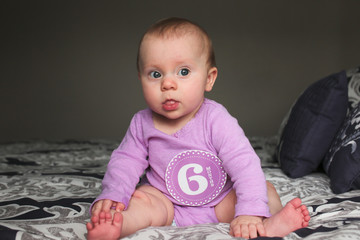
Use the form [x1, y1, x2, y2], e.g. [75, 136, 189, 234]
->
[162, 100, 179, 111]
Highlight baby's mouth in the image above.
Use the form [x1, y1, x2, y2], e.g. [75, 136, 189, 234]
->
[162, 100, 179, 111]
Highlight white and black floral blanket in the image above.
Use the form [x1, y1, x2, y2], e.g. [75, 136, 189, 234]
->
[1, 137, 359, 240]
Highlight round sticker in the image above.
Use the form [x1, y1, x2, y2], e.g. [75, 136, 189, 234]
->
[165, 150, 227, 206]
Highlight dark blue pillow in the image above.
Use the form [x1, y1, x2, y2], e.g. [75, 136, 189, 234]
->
[277, 71, 348, 178]
[323, 103, 360, 193]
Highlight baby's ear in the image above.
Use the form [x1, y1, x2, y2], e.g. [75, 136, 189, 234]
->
[205, 67, 218, 92]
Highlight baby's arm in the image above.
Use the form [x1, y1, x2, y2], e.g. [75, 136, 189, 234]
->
[230, 215, 265, 239]
[91, 199, 125, 216]
[91, 113, 149, 218]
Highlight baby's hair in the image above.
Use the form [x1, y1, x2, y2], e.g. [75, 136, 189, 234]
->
[137, 17, 216, 72]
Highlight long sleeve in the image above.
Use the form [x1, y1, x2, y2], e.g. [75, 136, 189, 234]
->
[92, 113, 149, 209]
[208, 104, 271, 218]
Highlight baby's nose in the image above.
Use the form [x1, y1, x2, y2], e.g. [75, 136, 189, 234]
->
[161, 76, 177, 91]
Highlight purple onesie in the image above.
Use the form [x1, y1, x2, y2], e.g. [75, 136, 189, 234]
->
[93, 98, 271, 226]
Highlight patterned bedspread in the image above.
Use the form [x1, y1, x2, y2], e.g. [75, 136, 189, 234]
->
[0, 137, 359, 240]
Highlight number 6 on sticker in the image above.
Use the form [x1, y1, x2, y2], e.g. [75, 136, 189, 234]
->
[165, 150, 227, 206]
[178, 163, 208, 195]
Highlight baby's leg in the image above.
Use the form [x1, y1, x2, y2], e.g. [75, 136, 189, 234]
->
[121, 185, 175, 236]
[215, 181, 282, 223]
[216, 181, 310, 238]
[266, 181, 283, 215]
[87, 185, 174, 239]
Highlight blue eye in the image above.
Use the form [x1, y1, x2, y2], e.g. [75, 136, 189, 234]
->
[150, 71, 162, 78]
[178, 68, 190, 76]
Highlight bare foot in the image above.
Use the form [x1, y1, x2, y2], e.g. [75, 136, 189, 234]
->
[263, 198, 310, 237]
[86, 211, 123, 240]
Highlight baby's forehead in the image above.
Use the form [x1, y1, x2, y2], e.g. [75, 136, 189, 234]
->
[137, 19, 215, 71]
[142, 33, 207, 62]
[142, 28, 208, 58]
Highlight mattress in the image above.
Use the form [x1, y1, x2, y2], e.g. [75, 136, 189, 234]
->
[1, 137, 359, 239]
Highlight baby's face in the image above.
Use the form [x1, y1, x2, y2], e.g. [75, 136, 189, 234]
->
[138, 33, 217, 123]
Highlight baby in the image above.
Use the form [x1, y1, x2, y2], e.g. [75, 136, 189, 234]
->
[86, 17, 310, 239]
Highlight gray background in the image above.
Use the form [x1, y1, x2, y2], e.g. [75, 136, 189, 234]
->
[1, 0, 359, 142]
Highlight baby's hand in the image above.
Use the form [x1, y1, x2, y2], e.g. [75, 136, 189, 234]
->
[229, 215, 265, 239]
[91, 199, 125, 217]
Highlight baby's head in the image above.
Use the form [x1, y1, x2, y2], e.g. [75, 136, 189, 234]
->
[137, 17, 218, 123]
[137, 17, 216, 72]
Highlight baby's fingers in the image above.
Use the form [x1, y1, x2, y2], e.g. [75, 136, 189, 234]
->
[101, 199, 115, 212]
[248, 224, 258, 239]
[230, 223, 264, 239]
[256, 222, 266, 237]
[91, 201, 104, 216]
[240, 224, 250, 238]
[230, 223, 241, 237]
[115, 202, 125, 212]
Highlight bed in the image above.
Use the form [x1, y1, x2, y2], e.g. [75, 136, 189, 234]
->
[0, 136, 359, 240]
[1, 67, 360, 240]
